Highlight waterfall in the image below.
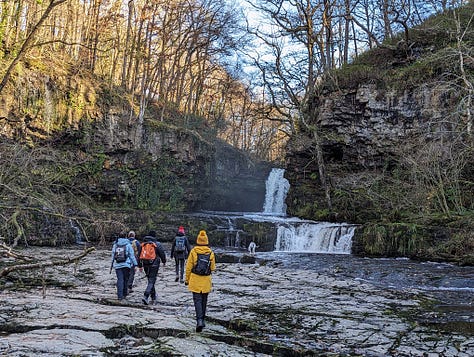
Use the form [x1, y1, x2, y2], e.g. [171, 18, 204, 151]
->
[259, 168, 355, 254]
[263, 168, 290, 215]
[198, 167, 356, 254]
[70, 219, 86, 245]
[224, 217, 242, 248]
[274, 222, 355, 254]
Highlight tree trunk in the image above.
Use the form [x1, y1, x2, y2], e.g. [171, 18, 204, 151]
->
[0, 0, 67, 94]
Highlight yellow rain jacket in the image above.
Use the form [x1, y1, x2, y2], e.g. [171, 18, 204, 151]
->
[185, 245, 216, 293]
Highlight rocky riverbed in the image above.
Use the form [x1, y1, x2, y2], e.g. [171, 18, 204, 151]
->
[1, 246, 473, 356]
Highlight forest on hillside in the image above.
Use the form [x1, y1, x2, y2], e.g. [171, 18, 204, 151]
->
[0, 0, 473, 260]
[1, 0, 471, 159]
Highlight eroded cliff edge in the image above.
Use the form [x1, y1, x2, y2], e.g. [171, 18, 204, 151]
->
[285, 66, 473, 263]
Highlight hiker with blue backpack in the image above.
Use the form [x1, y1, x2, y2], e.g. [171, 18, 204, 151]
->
[170, 226, 192, 283]
[185, 230, 216, 332]
[111, 233, 138, 301]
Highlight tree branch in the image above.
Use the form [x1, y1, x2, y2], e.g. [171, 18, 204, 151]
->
[0, 247, 96, 278]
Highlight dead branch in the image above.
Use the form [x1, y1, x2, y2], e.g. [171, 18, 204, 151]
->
[0, 246, 96, 277]
[0, 242, 35, 261]
[11, 209, 26, 248]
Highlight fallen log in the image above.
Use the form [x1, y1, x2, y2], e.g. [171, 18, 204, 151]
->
[0, 246, 96, 277]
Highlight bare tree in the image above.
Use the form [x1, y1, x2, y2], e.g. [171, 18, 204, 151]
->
[453, 7, 474, 136]
[246, 0, 334, 207]
[0, 0, 67, 94]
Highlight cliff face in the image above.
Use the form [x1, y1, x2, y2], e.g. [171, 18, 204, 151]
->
[77, 117, 271, 212]
[285, 81, 474, 263]
[316, 84, 455, 168]
[286, 82, 469, 220]
[0, 63, 270, 217]
[201, 142, 272, 212]
[287, 84, 438, 217]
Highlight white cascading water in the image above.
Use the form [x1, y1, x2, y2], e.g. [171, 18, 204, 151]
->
[262, 168, 355, 254]
[263, 168, 290, 215]
[274, 222, 355, 254]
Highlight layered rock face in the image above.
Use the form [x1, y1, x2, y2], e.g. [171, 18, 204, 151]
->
[82, 117, 271, 212]
[201, 142, 272, 212]
[0, 66, 270, 213]
[285, 82, 474, 262]
[286, 83, 468, 222]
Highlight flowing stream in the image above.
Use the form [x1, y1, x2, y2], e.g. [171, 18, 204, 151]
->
[206, 168, 474, 329]
[200, 167, 356, 253]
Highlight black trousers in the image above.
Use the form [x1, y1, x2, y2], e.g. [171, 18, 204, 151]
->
[127, 265, 136, 289]
[175, 257, 185, 280]
[143, 265, 159, 300]
[192, 292, 208, 321]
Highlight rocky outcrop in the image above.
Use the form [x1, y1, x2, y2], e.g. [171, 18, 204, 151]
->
[316, 84, 454, 168]
[0, 64, 271, 214]
[78, 118, 271, 212]
[287, 82, 472, 213]
[285, 82, 474, 261]
[201, 142, 272, 212]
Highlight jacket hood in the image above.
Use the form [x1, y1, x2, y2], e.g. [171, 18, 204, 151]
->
[116, 237, 129, 245]
[143, 236, 156, 243]
[193, 245, 212, 254]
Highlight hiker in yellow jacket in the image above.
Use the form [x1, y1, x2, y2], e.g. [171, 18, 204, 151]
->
[185, 230, 216, 332]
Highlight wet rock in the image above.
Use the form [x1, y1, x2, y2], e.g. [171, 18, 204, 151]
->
[216, 252, 256, 264]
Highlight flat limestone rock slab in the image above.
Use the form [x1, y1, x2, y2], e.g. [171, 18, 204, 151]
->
[0, 247, 473, 356]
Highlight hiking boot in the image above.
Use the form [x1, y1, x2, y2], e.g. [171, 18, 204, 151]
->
[151, 299, 157, 306]
[196, 319, 204, 332]
[179, 279, 184, 283]
[142, 296, 149, 305]
[175, 276, 179, 282]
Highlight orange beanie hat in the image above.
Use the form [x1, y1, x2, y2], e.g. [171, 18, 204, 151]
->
[197, 230, 209, 245]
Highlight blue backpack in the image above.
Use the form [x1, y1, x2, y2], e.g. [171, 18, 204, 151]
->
[175, 237, 186, 253]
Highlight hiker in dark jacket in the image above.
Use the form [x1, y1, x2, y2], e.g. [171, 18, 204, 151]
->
[111, 235, 138, 301]
[139, 230, 166, 305]
[127, 230, 141, 292]
[170, 226, 192, 283]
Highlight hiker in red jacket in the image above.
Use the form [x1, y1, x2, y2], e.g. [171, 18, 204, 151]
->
[170, 226, 192, 283]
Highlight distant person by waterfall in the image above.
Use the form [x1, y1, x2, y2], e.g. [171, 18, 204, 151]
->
[263, 168, 290, 215]
[248, 241, 257, 255]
